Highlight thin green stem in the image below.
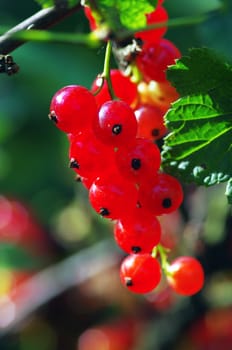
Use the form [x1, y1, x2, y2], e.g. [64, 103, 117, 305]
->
[0, 27, 100, 48]
[152, 243, 171, 276]
[102, 40, 117, 100]
[117, 13, 208, 40]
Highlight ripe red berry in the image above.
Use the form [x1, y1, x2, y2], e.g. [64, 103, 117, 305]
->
[114, 207, 161, 254]
[115, 138, 161, 184]
[69, 130, 115, 180]
[93, 100, 138, 147]
[167, 256, 204, 296]
[92, 70, 138, 109]
[134, 104, 167, 141]
[135, 6, 168, 44]
[120, 254, 161, 294]
[137, 80, 179, 113]
[89, 172, 138, 220]
[136, 39, 181, 82]
[138, 173, 184, 215]
[49, 85, 97, 134]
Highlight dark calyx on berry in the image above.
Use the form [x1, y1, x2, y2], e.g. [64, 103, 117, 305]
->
[69, 158, 80, 169]
[75, 175, 82, 182]
[99, 207, 110, 216]
[48, 111, 58, 123]
[132, 246, 142, 253]
[125, 277, 133, 286]
[152, 128, 160, 137]
[162, 197, 172, 208]
[131, 158, 141, 170]
[112, 124, 122, 135]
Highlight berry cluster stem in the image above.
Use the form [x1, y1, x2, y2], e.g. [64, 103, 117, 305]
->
[152, 244, 171, 276]
[93, 40, 118, 100]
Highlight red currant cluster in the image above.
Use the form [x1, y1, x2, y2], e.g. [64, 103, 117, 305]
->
[48, 1, 205, 297]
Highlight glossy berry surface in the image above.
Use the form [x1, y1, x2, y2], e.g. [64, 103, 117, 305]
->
[114, 207, 161, 254]
[167, 256, 204, 296]
[115, 137, 161, 183]
[89, 173, 138, 220]
[94, 100, 138, 147]
[135, 104, 167, 140]
[135, 6, 168, 44]
[49, 85, 97, 134]
[92, 69, 138, 109]
[69, 130, 115, 180]
[139, 173, 184, 215]
[120, 254, 161, 294]
[136, 38, 181, 82]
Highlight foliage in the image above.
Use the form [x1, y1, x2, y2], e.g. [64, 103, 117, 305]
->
[35, 0, 80, 8]
[1, 0, 232, 349]
[91, 0, 157, 31]
[162, 48, 232, 202]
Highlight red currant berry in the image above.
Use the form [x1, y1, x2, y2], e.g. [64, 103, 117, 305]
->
[49, 85, 97, 134]
[92, 70, 138, 109]
[135, 6, 168, 44]
[136, 39, 181, 82]
[120, 254, 161, 294]
[167, 256, 204, 296]
[114, 207, 161, 254]
[115, 138, 161, 184]
[69, 130, 115, 180]
[138, 173, 184, 215]
[89, 172, 138, 220]
[93, 100, 138, 147]
[135, 104, 167, 141]
[137, 80, 179, 113]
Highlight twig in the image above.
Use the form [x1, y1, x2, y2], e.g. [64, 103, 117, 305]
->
[0, 239, 120, 336]
[0, 3, 82, 55]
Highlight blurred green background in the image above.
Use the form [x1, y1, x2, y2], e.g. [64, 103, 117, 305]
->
[0, 1, 232, 350]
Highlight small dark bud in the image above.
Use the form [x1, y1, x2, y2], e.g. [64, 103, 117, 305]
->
[0, 55, 19, 76]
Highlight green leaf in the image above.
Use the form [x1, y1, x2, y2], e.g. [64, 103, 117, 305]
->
[35, 0, 79, 8]
[35, 0, 54, 7]
[94, 0, 157, 31]
[0, 243, 42, 270]
[162, 48, 232, 194]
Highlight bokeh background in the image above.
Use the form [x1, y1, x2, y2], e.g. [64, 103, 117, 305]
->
[0, 0, 232, 349]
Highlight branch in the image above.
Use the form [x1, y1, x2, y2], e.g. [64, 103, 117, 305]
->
[0, 3, 82, 55]
[0, 239, 120, 336]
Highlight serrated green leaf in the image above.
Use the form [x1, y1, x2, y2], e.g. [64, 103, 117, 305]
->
[95, 0, 157, 31]
[162, 48, 232, 188]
